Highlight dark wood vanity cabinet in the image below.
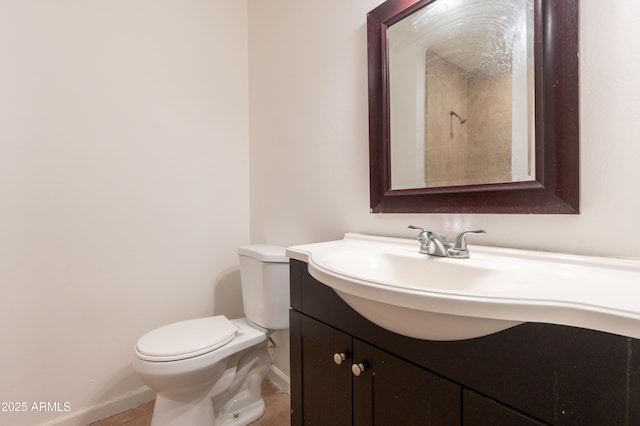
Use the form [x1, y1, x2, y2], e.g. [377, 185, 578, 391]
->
[289, 259, 640, 425]
[295, 313, 461, 425]
[352, 338, 461, 425]
[295, 313, 352, 425]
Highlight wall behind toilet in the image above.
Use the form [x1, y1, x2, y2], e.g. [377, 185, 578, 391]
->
[0, 1, 249, 425]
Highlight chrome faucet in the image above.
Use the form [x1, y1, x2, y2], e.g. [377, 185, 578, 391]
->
[408, 225, 486, 259]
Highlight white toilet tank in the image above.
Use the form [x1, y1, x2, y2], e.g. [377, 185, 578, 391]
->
[238, 245, 290, 330]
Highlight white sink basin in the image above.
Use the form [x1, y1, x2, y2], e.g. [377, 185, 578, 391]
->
[287, 233, 640, 341]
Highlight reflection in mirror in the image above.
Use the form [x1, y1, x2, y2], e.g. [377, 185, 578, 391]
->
[389, 0, 535, 190]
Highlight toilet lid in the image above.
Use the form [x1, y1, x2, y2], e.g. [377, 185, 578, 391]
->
[136, 315, 238, 362]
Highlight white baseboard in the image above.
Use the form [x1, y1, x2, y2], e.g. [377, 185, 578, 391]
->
[39, 366, 287, 425]
[267, 364, 290, 393]
[38, 386, 155, 426]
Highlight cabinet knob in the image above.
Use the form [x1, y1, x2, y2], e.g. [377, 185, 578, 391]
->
[351, 363, 366, 377]
[333, 352, 347, 365]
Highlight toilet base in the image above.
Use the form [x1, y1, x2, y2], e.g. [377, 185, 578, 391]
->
[215, 398, 265, 426]
[151, 390, 265, 426]
[213, 341, 271, 425]
[149, 341, 271, 426]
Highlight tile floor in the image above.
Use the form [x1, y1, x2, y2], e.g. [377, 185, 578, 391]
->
[91, 380, 290, 426]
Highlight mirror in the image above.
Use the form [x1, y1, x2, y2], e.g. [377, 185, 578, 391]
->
[389, 0, 535, 190]
[368, 0, 579, 213]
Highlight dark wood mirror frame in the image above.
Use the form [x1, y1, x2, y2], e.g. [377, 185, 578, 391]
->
[368, 0, 579, 214]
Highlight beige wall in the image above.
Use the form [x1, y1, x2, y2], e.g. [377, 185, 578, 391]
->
[249, 0, 640, 261]
[0, 1, 249, 425]
[425, 50, 470, 186]
[424, 51, 512, 187]
[466, 70, 513, 184]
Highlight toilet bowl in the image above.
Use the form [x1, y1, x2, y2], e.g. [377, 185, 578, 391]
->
[133, 245, 289, 425]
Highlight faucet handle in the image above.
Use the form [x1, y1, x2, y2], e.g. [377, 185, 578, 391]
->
[408, 225, 436, 240]
[408, 225, 427, 239]
[454, 230, 486, 250]
[409, 225, 432, 253]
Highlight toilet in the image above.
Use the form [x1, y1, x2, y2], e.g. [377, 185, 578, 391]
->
[133, 245, 289, 426]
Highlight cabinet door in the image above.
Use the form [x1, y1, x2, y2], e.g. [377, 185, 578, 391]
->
[298, 314, 352, 425]
[463, 389, 548, 426]
[352, 339, 461, 426]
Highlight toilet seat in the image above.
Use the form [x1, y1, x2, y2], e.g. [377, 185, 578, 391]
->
[136, 315, 238, 362]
